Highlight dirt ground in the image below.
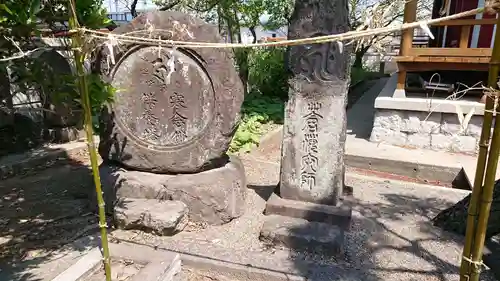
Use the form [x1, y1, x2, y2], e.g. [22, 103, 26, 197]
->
[0, 149, 101, 281]
[0, 78, 497, 281]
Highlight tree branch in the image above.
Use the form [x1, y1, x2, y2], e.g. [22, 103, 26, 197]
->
[159, 0, 182, 11]
[187, 0, 218, 13]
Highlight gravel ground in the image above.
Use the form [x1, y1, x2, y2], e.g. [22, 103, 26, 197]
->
[110, 147, 496, 281]
[0, 105, 497, 281]
[1, 150, 496, 281]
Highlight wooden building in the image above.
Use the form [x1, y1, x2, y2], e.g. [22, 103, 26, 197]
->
[370, 0, 498, 155]
[396, 0, 497, 95]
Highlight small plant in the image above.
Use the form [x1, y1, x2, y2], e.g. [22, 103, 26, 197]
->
[52, 73, 115, 131]
[229, 47, 288, 153]
[229, 92, 284, 153]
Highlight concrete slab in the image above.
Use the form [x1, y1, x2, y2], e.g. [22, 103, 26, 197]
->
[51, 246, 102, 281]
[52, 242, 181, 281]
[264, 193, 352, 229]
[260, 215, 345, 256]
[179, 252, 306, 281]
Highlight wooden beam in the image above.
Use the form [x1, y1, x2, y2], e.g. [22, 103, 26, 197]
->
[408, 47, 492, 57]
[396, 61, 490, 71]
[431, 18, 498, 27]
[460, 26, 472, 48]
[400, 0, 418, 56]
[395, 56, 491, 63]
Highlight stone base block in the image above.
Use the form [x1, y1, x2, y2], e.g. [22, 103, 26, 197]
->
[260, 215, 345, 255]
[99, 155, 247, 225]
[43, 126, 84, 143]
[264, 193, 352, 229]
[52, 242, 181, 281]
[115, 198, 188, 236]
[370, 108, 487, 154]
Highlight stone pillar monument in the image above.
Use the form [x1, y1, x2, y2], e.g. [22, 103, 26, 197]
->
[260, 0, 352, 255]
[281, 0, 350, 205]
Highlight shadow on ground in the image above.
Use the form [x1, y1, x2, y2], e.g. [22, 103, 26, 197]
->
[248, 182, 497, 281]
[0, 146, 100, 281]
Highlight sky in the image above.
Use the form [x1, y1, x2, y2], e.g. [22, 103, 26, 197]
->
[104, 0, 271, 26]
[104, 0, 158, 13]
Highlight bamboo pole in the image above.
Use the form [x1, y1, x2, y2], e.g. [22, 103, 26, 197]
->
[459, 15, 500, 281]
[67, 1, 112, 280]
[469, 100, 500, 281]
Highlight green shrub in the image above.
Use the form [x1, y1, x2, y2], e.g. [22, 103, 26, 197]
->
[248, 47, 289, 100]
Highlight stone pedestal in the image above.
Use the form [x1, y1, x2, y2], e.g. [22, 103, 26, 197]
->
[99, 155, 247, 227]
[37, 49, 84, 143]
[93, 11, 247, 235]
[259, 0, 352, 256]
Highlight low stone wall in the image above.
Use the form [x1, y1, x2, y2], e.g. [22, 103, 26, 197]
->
[370, 109, 487, 154]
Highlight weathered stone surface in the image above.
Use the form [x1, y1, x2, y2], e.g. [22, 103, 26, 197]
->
[37, 49, 82, 128]
[372, 109, 404, 131]
[467, 115, 493, 138]
[406, 133, 430, 149]
[369, 126, 407, 145]
[400, 112, 440, 134]
[95, 11, 244, 173]
[430, 134, 477, 153]
[371, 109, 486, 154]
[441, 114, 466, 136]
[43, 127, 84, 143]
[260, 215, 344, 255]
[99, 155, 247, 225]
[450, 135, 477, 153]
[264, 193, 351, 229]
[281, 0, 350, 205]
[115, 198, 188, 235]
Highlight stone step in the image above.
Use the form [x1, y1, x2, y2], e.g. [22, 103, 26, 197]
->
[264, 193, 352, 229]
[259, 215, 345, 256]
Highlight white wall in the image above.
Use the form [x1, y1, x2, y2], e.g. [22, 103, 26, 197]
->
[240, 26, 288, 44]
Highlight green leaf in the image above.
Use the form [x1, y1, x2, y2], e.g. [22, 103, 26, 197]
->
[29, 0, 41, 16]
[0, 4, 13, 15]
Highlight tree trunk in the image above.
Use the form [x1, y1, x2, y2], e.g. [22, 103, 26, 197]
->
[249, 26, 257, 44]
[353, 46, 368, 68]
[131, 0, 138, 18]
[432, 180, 500, 239]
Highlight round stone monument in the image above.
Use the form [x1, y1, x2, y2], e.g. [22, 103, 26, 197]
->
[95, 11, 244, 173]
[37, 49, 81, 128]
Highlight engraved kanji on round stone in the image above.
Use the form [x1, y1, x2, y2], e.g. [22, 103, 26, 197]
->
[95, 11, 244, 173]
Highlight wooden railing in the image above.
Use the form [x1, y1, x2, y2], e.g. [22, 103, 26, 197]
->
[403, 18, 497, 58]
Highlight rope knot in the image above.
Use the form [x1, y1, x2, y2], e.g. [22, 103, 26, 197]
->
[486, 0, 500, 14]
